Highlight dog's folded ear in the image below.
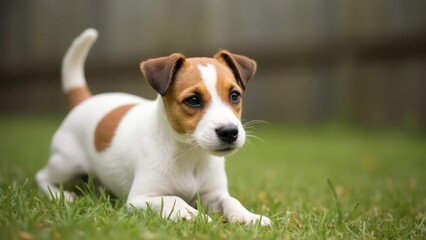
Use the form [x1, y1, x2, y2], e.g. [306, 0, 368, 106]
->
[140, 53, 186, 96]
[214, 50, 257, 90]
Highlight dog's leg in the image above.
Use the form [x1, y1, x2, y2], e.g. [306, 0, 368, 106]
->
[36, 154, 80, 202]
[36, 135, 88, 202]
[202, 192, 272, 226]
[127, 195, 212, 221]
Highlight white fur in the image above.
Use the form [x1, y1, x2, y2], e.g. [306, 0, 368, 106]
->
[61, 28, 98, 92]
[36, 29, 271, 226]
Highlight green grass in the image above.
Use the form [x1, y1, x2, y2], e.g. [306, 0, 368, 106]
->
[0, 115, 425, 239]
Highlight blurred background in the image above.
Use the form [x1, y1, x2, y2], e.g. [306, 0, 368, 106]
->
[1, 0, 426, 128]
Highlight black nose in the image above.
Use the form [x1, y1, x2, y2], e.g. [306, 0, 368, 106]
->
[216, 125, 239, 143]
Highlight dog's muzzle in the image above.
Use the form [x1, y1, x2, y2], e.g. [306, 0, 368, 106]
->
[193, 117, 245, 156]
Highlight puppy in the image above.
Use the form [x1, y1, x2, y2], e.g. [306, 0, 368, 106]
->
[36, 29, 271, 226]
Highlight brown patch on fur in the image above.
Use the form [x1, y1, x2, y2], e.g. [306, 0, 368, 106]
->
[162, 58, 213, 134]
[67, 86, 92, 109]
[94, 104, 136, 152]
[215, 63, 243, 119]
[162, 57, 244, 134]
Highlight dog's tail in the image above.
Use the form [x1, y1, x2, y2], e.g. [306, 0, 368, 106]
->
[61, 28, 98, 109]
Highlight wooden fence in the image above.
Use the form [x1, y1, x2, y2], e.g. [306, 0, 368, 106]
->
[1, 1, 425, 127]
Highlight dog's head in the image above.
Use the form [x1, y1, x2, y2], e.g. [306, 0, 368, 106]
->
[140, 50, 256, 156]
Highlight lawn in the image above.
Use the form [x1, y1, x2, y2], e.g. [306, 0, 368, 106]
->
[0, 115, 425, 239]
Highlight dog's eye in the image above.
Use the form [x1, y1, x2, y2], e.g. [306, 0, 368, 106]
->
[184, 95, 202, 108]
[230, 90, 241, 104]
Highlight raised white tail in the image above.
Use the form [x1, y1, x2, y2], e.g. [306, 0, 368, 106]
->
[61, 28, 98, 109]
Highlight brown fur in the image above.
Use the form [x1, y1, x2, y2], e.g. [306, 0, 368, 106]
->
[162, 58, 211, 134]
[140, 53, 185, 96]
[214, 62, 243, 119]
[94, 104, 136, 152]
[163, 58, 242, 134]
[66, 86, 92, 109]
[214, 50, 257, 90]
[140, 50, 255, 135]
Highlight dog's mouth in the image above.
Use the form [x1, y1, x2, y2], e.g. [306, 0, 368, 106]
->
[193, 128, 245, 156]
[216, 147, 235, 152]
[210, 145, 238, 156]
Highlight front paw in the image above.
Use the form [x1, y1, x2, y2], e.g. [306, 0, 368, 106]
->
[49, 191, 77, 203]
[229, 212, 272, 226]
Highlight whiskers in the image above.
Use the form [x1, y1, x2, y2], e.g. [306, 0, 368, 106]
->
[243, 120, 269, 129]
[243, 120, 269, 144]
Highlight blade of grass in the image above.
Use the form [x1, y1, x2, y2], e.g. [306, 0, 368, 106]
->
[327, 178, 343, 226]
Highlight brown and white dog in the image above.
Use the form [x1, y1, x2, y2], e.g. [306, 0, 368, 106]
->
[36, 29, 271, 226]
